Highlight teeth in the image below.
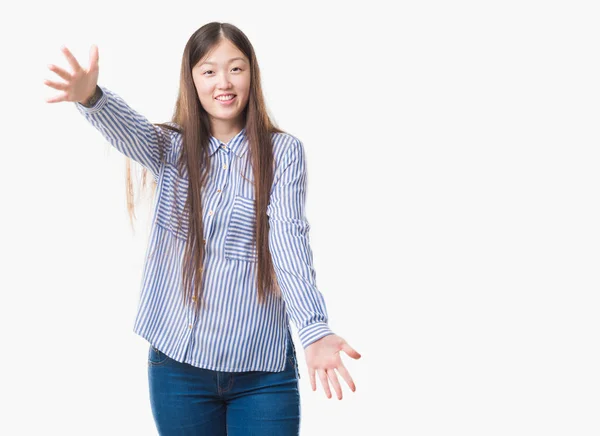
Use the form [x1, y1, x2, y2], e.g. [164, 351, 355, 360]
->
[216, 95, 235, 101]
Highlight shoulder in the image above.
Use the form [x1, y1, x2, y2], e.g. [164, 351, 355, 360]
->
[155, 122, 183, 160]
[157, 122, 182, 137]
[153, 122, 183, 147]
[270, 131, 305, 163]
[269, 132, 308, 179]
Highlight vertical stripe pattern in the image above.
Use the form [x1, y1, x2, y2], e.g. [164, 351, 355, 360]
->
[75, 85, 334, 372]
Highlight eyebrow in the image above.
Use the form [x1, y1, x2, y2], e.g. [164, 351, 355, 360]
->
[200, 57, 247, 66]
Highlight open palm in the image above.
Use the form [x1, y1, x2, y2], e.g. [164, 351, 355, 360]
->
[44, 44, 99, 104]
[304, 334, 361, 400]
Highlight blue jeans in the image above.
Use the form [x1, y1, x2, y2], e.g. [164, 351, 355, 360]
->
[148, 331, 301, 435]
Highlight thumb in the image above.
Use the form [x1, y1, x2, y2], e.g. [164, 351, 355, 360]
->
[89, 44, 99, 71]
[341, 342, 362, 359]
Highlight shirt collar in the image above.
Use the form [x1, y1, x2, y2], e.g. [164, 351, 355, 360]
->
[208, 127, 248, 158]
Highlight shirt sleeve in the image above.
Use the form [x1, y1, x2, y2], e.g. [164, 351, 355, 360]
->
[74, 85, 173, 181]
[267, 138, 335, 349]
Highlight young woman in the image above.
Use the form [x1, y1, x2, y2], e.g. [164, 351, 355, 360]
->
[44, 22, 361, 435]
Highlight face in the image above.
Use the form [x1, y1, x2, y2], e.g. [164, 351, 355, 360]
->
[192, 39, 251, 132]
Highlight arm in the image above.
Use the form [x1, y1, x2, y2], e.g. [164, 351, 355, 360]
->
[74, 85, 173, 180]
[267, 138, 335, 349]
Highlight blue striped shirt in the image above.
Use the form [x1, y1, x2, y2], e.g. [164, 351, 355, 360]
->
[74, 85, 334, 372]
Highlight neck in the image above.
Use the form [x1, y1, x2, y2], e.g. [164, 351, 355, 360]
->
[210, 119, 245, 144]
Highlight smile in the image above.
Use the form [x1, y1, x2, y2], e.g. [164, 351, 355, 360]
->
[215, 95, 236, 105]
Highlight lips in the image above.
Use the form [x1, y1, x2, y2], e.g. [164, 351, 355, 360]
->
[215, 94, 237, 106]
[215, 94, 236, 100]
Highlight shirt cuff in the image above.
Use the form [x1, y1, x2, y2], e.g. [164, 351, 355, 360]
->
[74, 85, 108, 114]
[298, 322, 335, 349]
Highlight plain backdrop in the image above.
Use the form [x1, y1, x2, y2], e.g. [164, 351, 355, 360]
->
[2, 0, 600, 435]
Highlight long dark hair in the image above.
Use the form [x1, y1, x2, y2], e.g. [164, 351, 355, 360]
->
[125, 22, 286, 314]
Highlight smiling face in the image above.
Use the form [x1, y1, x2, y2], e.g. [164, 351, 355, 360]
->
[192, 38, 251, 135]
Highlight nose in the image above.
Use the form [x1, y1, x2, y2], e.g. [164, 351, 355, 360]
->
[217, 71, 233, 90]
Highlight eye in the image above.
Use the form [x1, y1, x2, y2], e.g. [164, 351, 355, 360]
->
[203, 67, 242, 75]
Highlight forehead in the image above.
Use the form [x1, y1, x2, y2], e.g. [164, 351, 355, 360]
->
[197, 40, 248, 67]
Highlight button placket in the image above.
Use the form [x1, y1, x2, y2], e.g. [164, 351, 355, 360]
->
[202, 149, 231, 247]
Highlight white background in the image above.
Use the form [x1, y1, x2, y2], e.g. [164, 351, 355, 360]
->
[2, 0, 599, 434]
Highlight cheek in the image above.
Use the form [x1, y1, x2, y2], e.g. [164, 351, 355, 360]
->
[233, 75, 250, 91]
[237, 82, 251, 102]
[197, 82, 211, 96]
[198, 87, 216, 106]
[193, 76, 210, 96]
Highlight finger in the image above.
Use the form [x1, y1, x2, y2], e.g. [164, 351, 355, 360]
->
[318, 368, 332, 399]
[89, 44, 99, 71]
[327, 368, 343, 400]
[342, 342, 362, 359]
[335, 362, 356, 392]
[43, 79, 68, 91]
[61, 45, 83, 73]
[45, 92, 67, 103]
[309, 367, 317, 391]
[48, 64, 72, 82]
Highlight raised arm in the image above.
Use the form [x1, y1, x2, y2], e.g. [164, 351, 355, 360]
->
[44, 45, 175, 181]
[74, 84, 175, 181]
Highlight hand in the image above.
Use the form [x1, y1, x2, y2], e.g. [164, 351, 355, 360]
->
[44, 45, 99, 104]
[304, 334, 361, 400]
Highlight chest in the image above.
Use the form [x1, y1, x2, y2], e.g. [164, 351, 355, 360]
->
[154, 150, 258, 262]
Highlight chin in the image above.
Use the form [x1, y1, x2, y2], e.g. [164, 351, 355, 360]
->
[212, 113, 239, 121]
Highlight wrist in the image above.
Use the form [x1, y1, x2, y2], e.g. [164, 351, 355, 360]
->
[79, 85, 101, 107]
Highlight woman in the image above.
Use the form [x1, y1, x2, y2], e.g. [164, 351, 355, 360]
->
[44, 22, 361, 435]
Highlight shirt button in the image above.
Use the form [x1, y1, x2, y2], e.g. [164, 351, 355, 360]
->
[209, 210, 213, 215]
[192, 296, 197, 302]
[222, 164, 228, 170]
[203, 239, 206, 244]
[217, 189, 221, 193]
[188, 324, 193, 329]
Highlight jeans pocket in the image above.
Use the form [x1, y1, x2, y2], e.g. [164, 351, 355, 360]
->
[148, 344, 169, 366]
